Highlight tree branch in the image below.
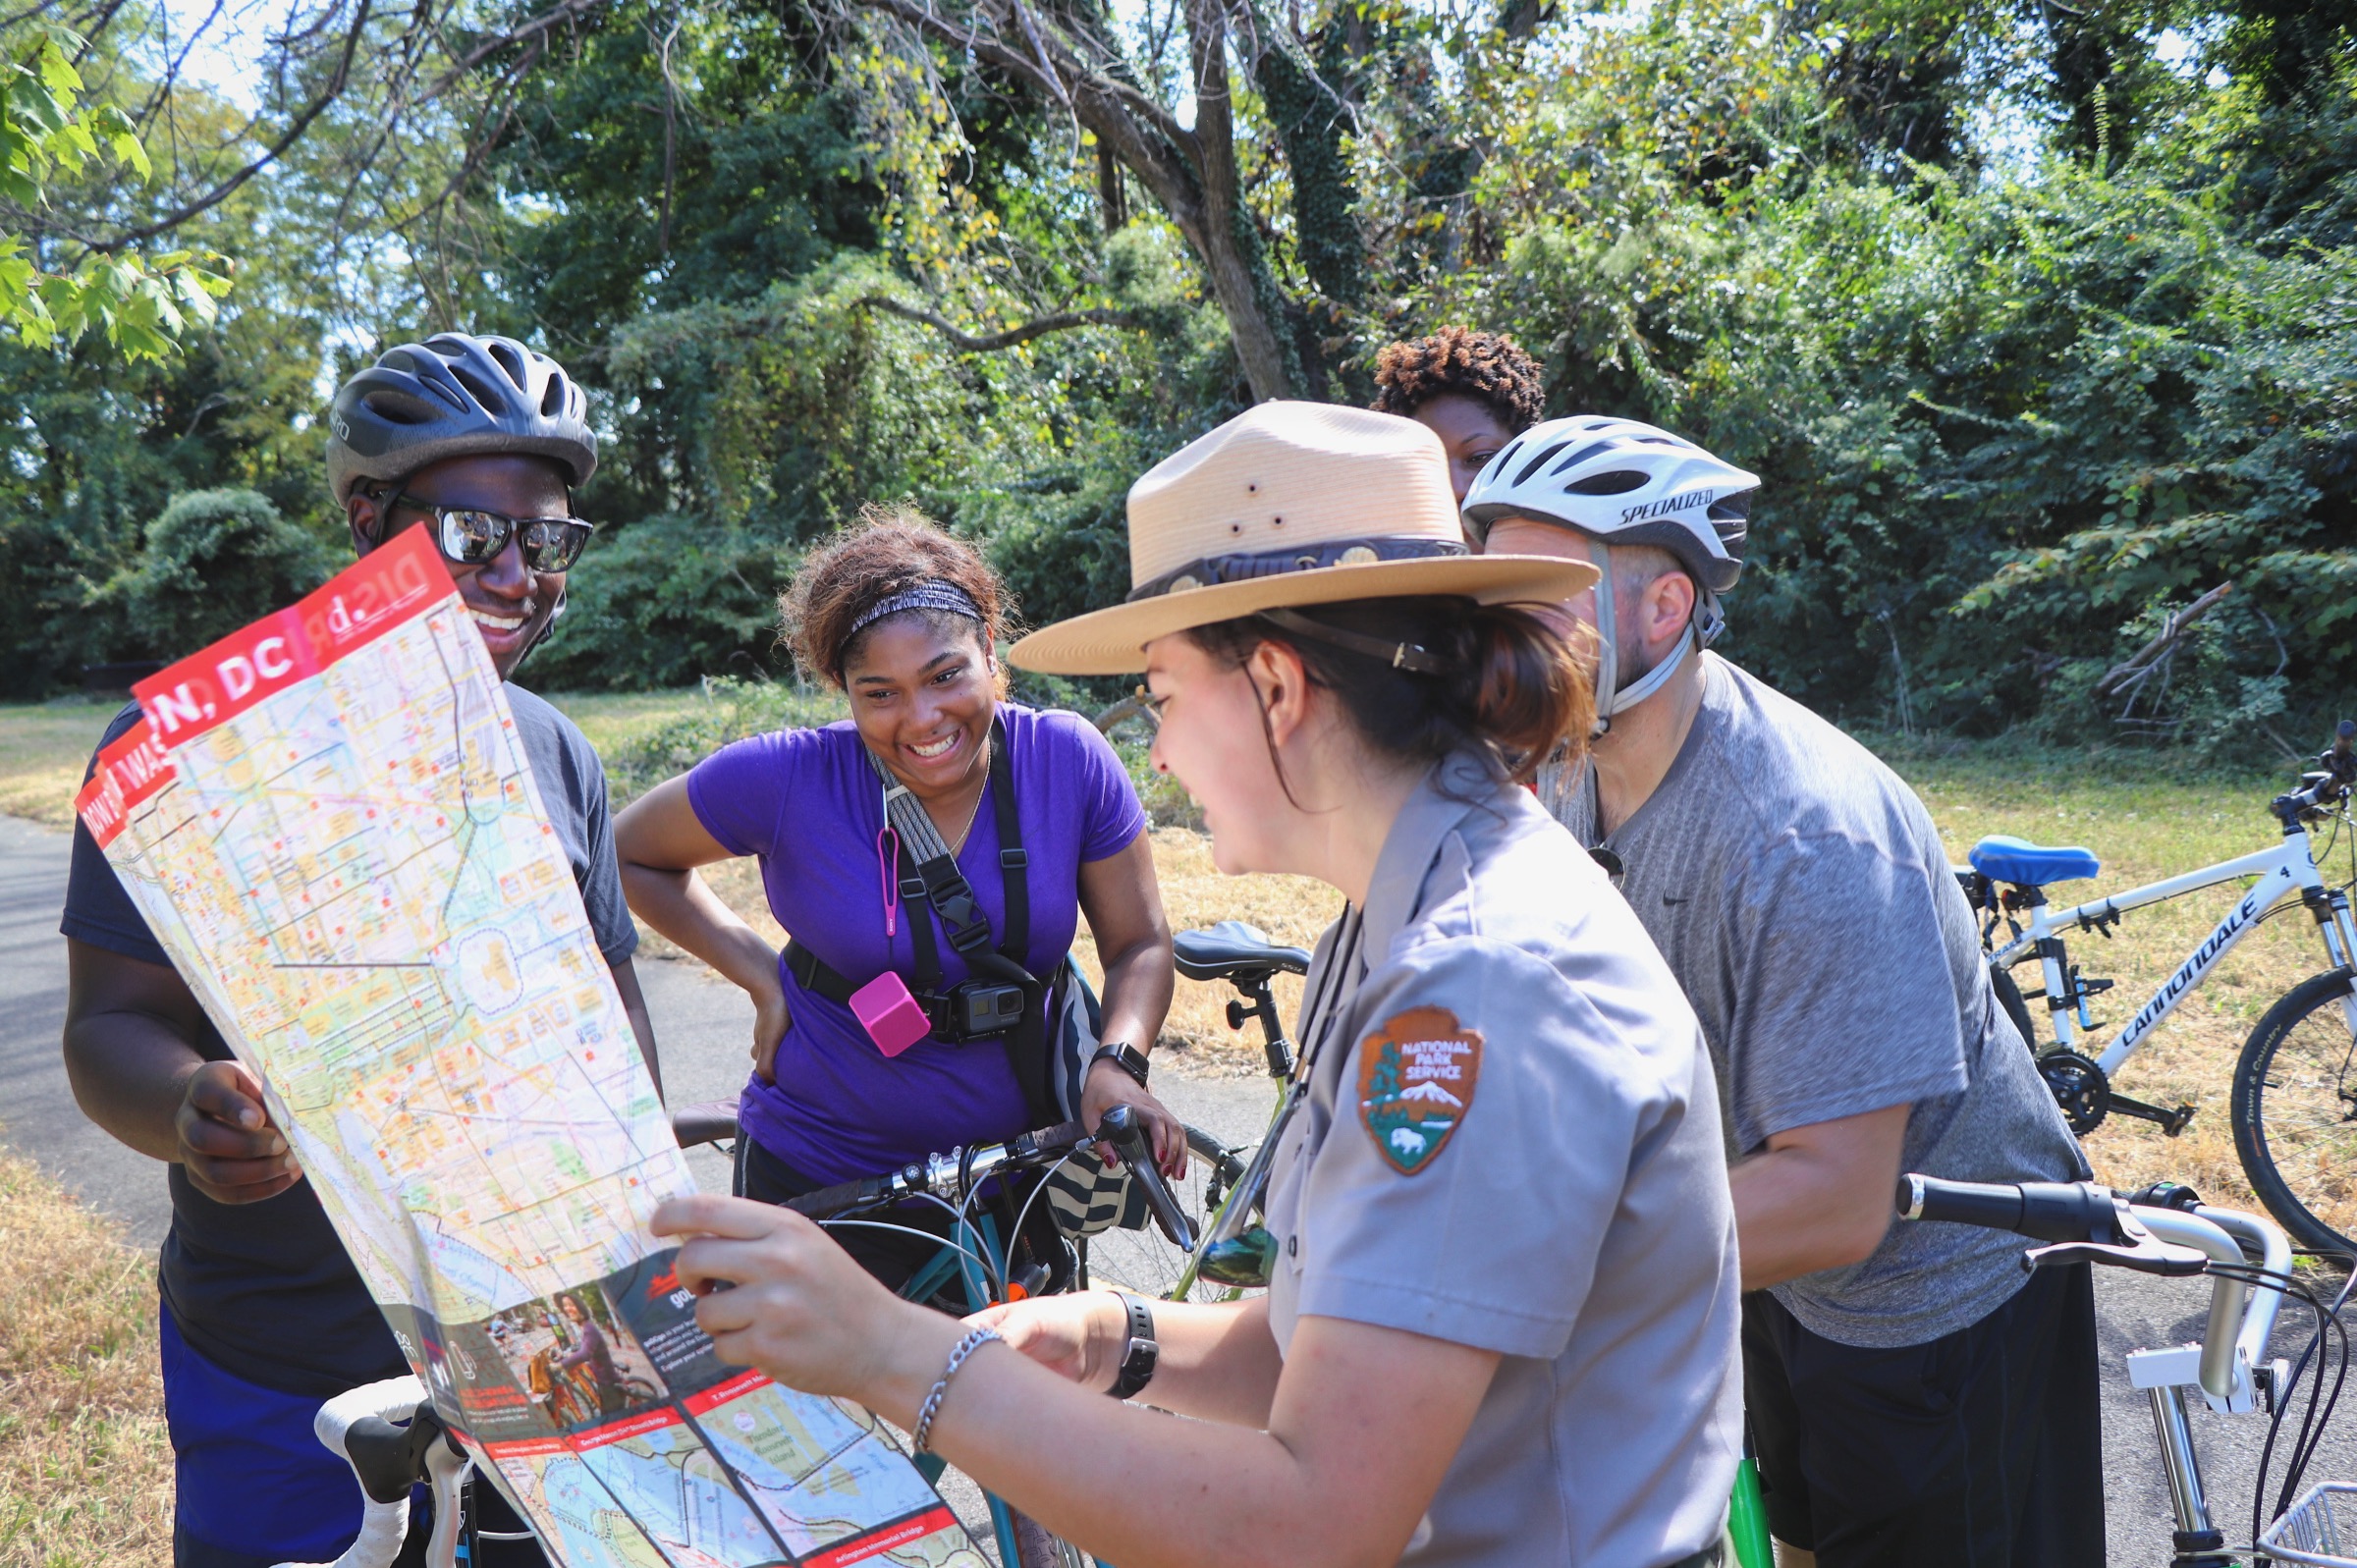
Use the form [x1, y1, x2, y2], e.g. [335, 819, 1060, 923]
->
[96, 0, 375, 248]
[2095, 581, 2232, 698]
[416, 0, 609, 103]
[857, 295, 1148, 351]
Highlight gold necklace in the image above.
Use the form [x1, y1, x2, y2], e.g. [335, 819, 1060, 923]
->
[940, 739, 991, 854]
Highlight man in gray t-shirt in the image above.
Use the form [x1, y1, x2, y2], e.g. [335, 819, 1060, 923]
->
[1463, 415, 2103, 1568]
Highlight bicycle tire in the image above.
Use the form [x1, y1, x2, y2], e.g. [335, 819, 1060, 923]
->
[2230, 967, 2357, 1260]
[1990, 959, 2040, 1053]
[1076, 1124, 1249, 1302]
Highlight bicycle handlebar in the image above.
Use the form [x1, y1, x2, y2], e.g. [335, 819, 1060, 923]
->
[786, 1120, 1091, 1220]
[1898, 1174, 2292, 1406]
[2274, 719, 2357, 820]
[784, 1111, 1199, 1254]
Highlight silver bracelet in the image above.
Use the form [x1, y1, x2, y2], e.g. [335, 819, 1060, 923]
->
[912, 1325, 1002, 1453]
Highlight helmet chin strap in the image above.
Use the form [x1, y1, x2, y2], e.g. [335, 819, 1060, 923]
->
[1587, 541, 1721, 737]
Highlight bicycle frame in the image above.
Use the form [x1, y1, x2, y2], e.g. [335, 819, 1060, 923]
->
[1987, 822, 2357, 1078]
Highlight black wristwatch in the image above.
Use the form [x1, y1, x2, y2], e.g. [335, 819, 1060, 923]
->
[1090, 1040, 1151, 1089]
[1107, 1291, 1158, 1399]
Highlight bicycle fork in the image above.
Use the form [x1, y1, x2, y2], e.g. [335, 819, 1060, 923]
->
[2144, 1379, 2231, 1567]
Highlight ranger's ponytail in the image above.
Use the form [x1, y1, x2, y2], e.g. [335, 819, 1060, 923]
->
[1186, 596, 1594, 784]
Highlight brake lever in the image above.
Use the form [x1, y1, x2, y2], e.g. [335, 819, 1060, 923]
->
[1097, 1104, 1196, 1252]
[2022, 1204, 2210, 1277]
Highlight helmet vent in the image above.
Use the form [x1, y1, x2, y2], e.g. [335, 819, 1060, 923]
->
[485, 341, 528, 388]
[1544, 440, 1615, 476]
[1564, 469, 1647, 497]
[449, 362, 509, 416]
[539, 376, 569, 417]
[359, 389, 443, 427]
[1511, 440, 1572, 488]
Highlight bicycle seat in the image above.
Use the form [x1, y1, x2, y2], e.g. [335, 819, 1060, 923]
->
[1968, 835, 2102, 888]
[671, 1100, 740, 1149]
[1174, 921, 1311, 983]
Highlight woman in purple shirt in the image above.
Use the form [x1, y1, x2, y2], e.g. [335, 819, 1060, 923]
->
[615, 511, 1181, 1290]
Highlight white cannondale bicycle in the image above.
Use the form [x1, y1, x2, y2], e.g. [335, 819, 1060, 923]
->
[1959, 721, 2357, 1261]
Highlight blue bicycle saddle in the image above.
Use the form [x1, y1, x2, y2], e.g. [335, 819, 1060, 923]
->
[1968, 835, 2102, 887]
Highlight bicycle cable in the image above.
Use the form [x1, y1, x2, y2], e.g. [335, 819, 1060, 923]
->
[817, 1212, 1006, 1298]
[1001, 1148, 1086, 1295]
[2205, 1258, 2353, 1542]
[2273, 1262, 2354, 1522]
[916, 1186, 1010, 1299]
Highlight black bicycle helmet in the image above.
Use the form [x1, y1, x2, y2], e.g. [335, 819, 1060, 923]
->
[325, 333, 597, 506]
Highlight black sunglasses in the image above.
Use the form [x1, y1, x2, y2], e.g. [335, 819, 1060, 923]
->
[386, 490, 597, 573]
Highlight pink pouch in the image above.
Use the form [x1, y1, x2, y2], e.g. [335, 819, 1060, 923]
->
[850, 971, 932, 1057]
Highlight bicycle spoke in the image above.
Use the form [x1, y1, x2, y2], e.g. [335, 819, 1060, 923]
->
[2253, 1000, 2357, 1247]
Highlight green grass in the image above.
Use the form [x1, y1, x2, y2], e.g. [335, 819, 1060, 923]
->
[0, 698, 129, 829]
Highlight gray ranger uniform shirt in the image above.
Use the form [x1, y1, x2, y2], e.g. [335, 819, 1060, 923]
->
[1543, 654, 2088, 1349]
[1266, 755, 1741, 1568]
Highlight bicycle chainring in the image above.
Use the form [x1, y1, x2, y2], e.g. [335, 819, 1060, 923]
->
[2037, 1049, 2111, 1135]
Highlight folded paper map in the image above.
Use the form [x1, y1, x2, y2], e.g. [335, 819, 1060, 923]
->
[77, 524, 984, 1568]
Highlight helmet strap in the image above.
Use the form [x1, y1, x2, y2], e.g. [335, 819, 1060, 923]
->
[1588, 540, 1703, 736]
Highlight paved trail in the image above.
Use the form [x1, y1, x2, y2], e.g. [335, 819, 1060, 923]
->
[4, 809, 2348, 1565]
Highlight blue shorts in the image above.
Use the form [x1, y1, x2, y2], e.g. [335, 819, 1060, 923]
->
[159, 1302, 371, 1568]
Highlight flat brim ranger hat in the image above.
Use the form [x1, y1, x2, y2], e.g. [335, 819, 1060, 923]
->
[1008, 402, 1600, 676]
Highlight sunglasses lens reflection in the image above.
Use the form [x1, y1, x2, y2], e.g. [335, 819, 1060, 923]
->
[521, 519, 590, 571]
[440, 510, 510, 563]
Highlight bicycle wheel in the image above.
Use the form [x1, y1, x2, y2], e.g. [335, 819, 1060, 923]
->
[1076, 1125, 1250, 1302]
[2231, 968, 2357, 1260]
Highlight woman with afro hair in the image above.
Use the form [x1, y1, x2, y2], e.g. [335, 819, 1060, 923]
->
[1371, 327, 1546, 505]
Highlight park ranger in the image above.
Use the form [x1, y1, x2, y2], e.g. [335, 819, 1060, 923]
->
[651, 401, 1744, 1568]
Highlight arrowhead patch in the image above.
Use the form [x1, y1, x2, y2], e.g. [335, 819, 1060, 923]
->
[1357, 1005, 1482, 1175]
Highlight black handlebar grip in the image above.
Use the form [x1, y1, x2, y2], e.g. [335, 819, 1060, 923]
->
[1897, 1174, 2122, 1243]
[788, 1175, 889, 1220]
[1098, 1105, 1196, 1252]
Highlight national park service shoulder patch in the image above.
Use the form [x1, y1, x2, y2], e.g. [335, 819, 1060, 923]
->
[1356, 1006, 1483, 1175]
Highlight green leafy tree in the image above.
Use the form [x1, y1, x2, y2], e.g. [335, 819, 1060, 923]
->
[1, 26, 230, 359]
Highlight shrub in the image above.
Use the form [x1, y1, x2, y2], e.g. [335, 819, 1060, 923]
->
[94, 490, 338, 665]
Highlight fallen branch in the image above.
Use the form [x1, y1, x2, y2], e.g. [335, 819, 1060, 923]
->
[2096, 581, 2232, 699]
[856, 296, 1149, 352]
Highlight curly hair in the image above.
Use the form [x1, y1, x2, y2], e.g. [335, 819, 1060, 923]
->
[1370, 327, 1546, 433]
[782, 506, 1014, 685]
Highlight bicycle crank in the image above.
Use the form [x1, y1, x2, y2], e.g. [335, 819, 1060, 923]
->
[2110, 1094, 2197, 1136]
[2037, 1050, 2111, 1135]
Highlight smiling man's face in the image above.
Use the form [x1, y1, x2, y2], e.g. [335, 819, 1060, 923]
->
[349, 454, 575, 680]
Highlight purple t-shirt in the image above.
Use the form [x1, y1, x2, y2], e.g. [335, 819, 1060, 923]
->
[687, 703, 1147, 1183]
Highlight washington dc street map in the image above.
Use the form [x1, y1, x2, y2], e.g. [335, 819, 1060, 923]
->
[76, 525, 983, 1568]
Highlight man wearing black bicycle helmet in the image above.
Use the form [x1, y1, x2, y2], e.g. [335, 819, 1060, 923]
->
[1466, 418, 2102, 1568]
[60, 333, 650, 1568]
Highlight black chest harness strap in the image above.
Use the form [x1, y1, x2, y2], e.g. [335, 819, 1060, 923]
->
[782, 717, 1057, 1122]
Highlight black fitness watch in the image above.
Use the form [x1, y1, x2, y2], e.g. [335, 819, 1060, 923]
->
[1107, 1291, 1158, 1399]
[1090, 1040, 1151, 1089]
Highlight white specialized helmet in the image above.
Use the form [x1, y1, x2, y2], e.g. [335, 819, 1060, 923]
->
[1461, 415, 1759, 730]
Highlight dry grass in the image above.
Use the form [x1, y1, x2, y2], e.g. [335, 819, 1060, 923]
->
[0, 1153, 171, 1567]
[0, 703, 122, 831]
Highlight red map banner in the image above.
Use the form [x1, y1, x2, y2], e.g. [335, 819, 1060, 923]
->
[74, 719, 178, 848]
[133, 525, 456, 747]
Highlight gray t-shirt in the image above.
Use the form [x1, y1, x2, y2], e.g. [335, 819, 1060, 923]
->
[1542, 655, 2087, 1348]
[1267, 755, 1741, 1567]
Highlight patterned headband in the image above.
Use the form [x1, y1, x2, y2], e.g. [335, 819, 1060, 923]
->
[841, 579, 987, 661]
